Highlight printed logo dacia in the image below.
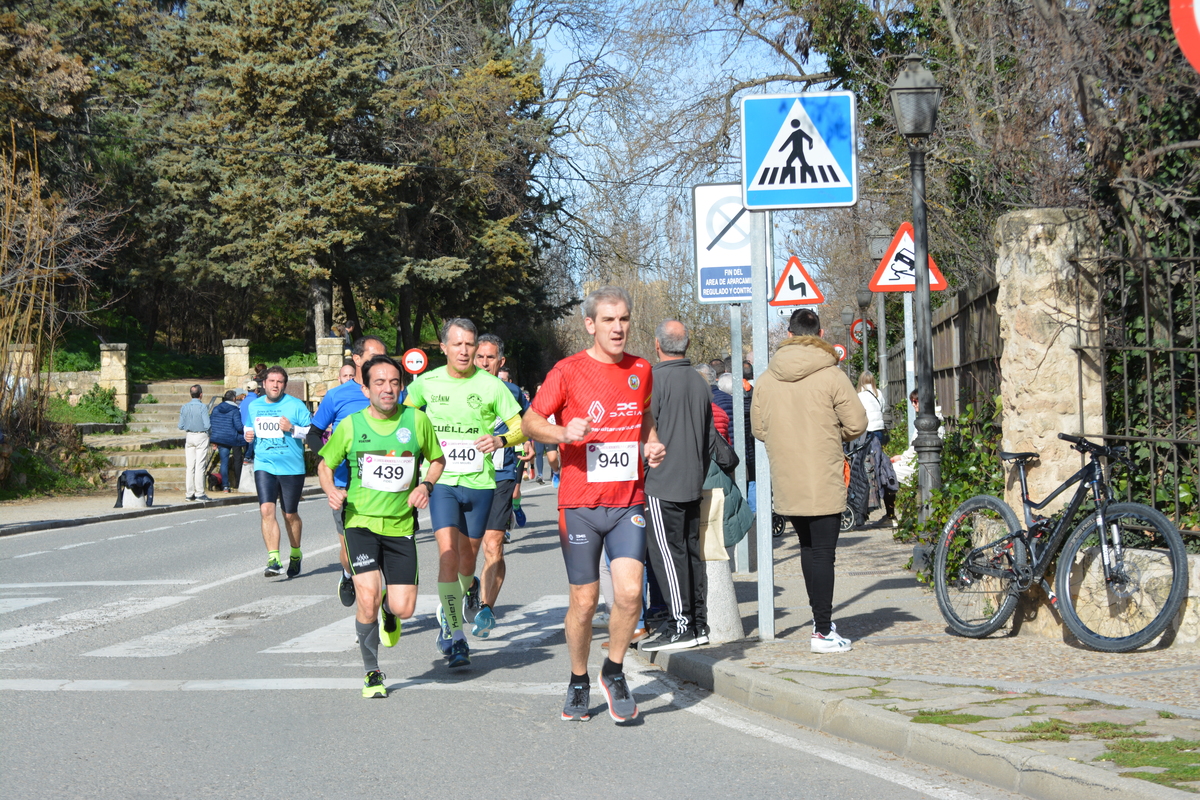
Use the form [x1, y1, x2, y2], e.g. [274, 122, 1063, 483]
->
[588, 401, 606, 424]
[628, 375, 640, 390]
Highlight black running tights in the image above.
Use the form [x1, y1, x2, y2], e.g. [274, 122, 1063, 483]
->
[787, 513, 841, 636]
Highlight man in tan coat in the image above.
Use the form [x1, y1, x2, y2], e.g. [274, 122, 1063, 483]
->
[751, 308, 867, 653]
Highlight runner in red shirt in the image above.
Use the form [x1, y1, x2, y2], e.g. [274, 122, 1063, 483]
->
[523, 286, 665, 723]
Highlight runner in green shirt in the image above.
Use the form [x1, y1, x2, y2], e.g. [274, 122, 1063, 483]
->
[318, 355, 444, 698]
[403, 318, 524, 668]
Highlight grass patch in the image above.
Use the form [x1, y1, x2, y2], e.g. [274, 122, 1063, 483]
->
[1160, 711, 1180, 719]
[45, 386, 127, 425]
[1098, 738, 1200, 792]
[250, 340, 318, 369]
[1012, 718, 1150, 742]
[911, 710, 991, 725]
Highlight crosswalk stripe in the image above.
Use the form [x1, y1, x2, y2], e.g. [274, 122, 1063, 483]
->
[0, 596, 192, 652]
[260, 595, 440, 653]
[86, 595, 328, 658]
[0, 597, 59, 615]
[0, 674, 662, 694]
[469, 594, 567, 652]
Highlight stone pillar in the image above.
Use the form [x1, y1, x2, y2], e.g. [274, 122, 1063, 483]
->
[994, 209, 1103, 514]
[4, 344, 35, 379]
[98, 344, 129, 412]
[223, 339, 250, 390]
[316, 337, 345, 389]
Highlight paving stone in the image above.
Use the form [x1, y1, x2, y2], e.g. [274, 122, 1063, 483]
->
[776, 673, 877, 691]
[1055, 707, 1152, 725]
[889, 692, 1012, 712]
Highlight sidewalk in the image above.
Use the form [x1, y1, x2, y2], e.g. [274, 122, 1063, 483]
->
[634, 516, 1199, 799]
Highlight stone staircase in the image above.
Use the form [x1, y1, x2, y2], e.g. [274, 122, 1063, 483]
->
[86, 380, 226, 493]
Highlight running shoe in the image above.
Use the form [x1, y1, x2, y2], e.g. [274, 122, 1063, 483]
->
[811, 623, 852, 654]
[639, 628, 697, 652]
[362, 670, 387, 699]
[286, 554, 302, 578]
[503, 531, 511, 544]
[435, 603, 453, 655]
[447, 639, 470, 668]
[472, 605, 496, 638]
[598, 671, 637, 722]
[513, 506, 527, 527]
[463, 576, 481, 616]
[551, 473, 559, 488]
[264, 557, 284, 577]
[536, 476, 545, 485]
[561, 682, 591, 721]
[694, 624, 710, 646]
[381, 607, 401, 647]
[338, 575, 355, 607]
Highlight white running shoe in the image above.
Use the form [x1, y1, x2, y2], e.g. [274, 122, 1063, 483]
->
[811, 623, 852, 653]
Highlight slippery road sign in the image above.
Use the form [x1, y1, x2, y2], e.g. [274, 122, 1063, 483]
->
[868, 222, 948, 293]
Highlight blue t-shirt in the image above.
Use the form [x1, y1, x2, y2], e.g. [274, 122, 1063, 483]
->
[492, 380, 529, 482]
[312, 380, 370, 488]
[243, 394, 312, 476]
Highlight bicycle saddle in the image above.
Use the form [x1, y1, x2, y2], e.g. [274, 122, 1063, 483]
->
[999, 450, 1039, 462]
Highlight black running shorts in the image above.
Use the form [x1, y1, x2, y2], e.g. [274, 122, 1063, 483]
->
[486, 480, 517, 532]
[254, 471, 305, 514]
[558, 505, 647, 585]
[345, 527, 418, 585]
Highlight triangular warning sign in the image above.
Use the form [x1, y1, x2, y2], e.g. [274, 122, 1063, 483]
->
[750, 100, 852, 190]
[868, 222, 948, 292]
[769, 256, 824, 306]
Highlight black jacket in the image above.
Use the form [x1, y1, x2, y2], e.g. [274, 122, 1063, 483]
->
[644, 358, 713, 503]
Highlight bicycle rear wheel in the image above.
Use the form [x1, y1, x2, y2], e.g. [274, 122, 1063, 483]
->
[1055, 502, 1188, 652]
[933, 495, 1026, 638]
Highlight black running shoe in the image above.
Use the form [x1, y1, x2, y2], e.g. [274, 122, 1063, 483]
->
[286, 554, 302, 578]
[338, 575, 355, 607]
[264, 557, 283, 577]
[598, 671, 637, 722]
[639, 628, 698, 652]
[694, 624, 710, 645]
[463, 576, 481, 618]
[561, 682, 591, 721]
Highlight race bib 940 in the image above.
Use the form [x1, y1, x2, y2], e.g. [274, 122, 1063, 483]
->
[360, 454, 414, 492]
[254, 416, 284, 439]
[585, 441, 639, 483]
[442, 439, 484, 474]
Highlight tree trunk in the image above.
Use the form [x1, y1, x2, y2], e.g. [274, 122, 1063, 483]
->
[306, 273, 331, 352]
[336, 271, 359, 330]
[144, 281, 162, 351]
[395, 287, 413, 353]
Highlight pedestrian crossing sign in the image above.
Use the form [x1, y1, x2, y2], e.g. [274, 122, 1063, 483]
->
[769, 256, 824, 306]
[868, 222, 948, 292]
[741, 91, 858, 210]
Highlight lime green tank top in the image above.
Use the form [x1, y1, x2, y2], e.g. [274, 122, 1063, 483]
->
[345, 407, 422, 524]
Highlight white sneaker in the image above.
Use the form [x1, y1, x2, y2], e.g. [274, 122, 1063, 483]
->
[811, 623, 852, 653]
[593, 610, 610, 628]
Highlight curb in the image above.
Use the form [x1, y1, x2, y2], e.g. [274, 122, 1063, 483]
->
[635, 649, 1189, 800]
[0, 487, 325, 537]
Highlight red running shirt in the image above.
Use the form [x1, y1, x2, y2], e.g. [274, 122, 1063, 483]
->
[531, 351, 653, 509]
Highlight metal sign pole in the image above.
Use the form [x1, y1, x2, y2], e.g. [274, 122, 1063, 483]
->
[750, 210, 774, 640]
[904, 292, 916, 445]
[729, 303, 749, 574]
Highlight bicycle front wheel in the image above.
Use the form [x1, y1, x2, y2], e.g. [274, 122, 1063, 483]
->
[934, 495, 1026, 638]
[1056, 502, 1188, 652]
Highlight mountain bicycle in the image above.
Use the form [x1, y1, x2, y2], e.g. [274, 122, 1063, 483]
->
[932, 433, 1189, 652]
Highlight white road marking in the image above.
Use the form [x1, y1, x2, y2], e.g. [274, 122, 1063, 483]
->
[0, 596, 191, 652]
[0, 678, 570, 693]
[57, 542, 96, 550]
[12, 552, 48, 559]
[0, 581, 196, 588]
[214, 513, 238, 518]
[141, 526, 174, 532]
[106, 535, 137, 541]
[260, 595, 441, 653]
[469, 594, 567, 652]
[0, 597, 59, 614]
[86, 595, 328, 657]
[182, 544, 340, 595]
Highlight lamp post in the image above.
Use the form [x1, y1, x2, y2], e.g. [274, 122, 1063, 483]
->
[856, 284, 873, 374]
[868, 224, 893, 427]
[840, 306, 854, 376]
[890, 53, 944, 520]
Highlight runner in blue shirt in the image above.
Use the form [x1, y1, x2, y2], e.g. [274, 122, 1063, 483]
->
[243, 366, 313, 577]
[307, 335, 388, 605]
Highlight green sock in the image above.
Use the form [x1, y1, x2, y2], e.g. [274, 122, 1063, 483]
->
[512, 497, 522, 509]
[438, 582, 463, 631]
[268, 549, 280, 563]
[459, 573, 473, 595]
[290, 547, 302, 559]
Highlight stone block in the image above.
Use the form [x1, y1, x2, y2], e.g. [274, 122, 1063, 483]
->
[903, 721, 1027, 792]
[820, 698, 911, 755]
[97, 344, 129, 411]
[223, 339, 251, 390]
[704, 560, 745, 644]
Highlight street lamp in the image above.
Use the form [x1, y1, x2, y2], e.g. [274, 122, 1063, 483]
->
[856, 284, 872, 373]
[840, 306, 854, 376]
[890, 54, 944, 519]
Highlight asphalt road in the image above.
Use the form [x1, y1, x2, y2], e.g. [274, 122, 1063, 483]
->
[0, 483, 1026, 800]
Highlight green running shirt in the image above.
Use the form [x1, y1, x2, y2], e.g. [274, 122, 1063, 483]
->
[319, 406, 442, 537]
[404, 367, 522, 490]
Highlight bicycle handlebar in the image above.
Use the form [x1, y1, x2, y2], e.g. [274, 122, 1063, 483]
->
[1057, 432, 1130, 465]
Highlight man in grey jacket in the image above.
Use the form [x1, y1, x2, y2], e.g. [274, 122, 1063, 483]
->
[640, 320, 715, 652]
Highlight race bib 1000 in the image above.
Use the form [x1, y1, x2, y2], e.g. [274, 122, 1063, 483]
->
[442, 439, 484, 474]
[360, 454, 415, 492]
[254, 416, 284, 439]
[585, 441, 639, 483]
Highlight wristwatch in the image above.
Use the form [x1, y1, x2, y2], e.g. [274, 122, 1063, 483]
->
[420, 480, 434, 494]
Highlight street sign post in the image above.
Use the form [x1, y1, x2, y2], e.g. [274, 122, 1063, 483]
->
[401, 348, 428, 375]
[868, 222, 948, 292]
[740, 91, 858, 210]
[694, 183, 753, 304]
[850, 318, 874, 344]
[768, 256, 824, 306]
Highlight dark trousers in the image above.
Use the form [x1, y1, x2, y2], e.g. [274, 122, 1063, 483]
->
[645, 496, 706, 634]
[788, 514, 841, 635]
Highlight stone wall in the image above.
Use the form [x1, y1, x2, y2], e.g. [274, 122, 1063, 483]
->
[222, 339, 250, 390]
[43, 370, 100, 405]
[994, 209, 1104, 514]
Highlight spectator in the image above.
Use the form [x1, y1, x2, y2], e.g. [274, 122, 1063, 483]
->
[338, 359, 356, 385]
[751, 308, 866, 654]
[209, 390, 245, 493]
[857, 372, 886, 446]
[696, 364, 730, 445]
[178, 384, 212, 502]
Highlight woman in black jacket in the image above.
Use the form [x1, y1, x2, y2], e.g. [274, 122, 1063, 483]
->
[209, 391, 245, 492]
